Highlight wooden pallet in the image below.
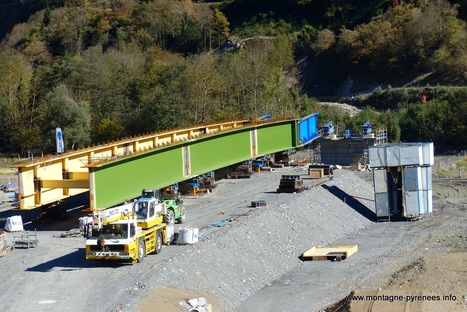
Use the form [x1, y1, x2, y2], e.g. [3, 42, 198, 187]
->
[301, 245, 358, 261]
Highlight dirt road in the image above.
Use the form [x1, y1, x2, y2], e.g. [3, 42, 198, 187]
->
[236, 202, 466, 312]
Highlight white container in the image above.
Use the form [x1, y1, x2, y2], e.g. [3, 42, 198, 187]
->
[420, 166, 432, 190]
[178, 227, 199, 245]
[4, 215, 23, 232]
[385, 145, 402, 167]
[403, 167, 422, 191]
[422, 143, 434, 166]
[369, 143, 434, 168]
[405, 190, 423, 215]
[165, 224, 174, 245]
[373, 169, 388, 193]
[400, 144, 423, 166]
[374, 193, 390, 217]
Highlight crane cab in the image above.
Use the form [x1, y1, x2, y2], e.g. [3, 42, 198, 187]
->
[134, 198, 165, 229]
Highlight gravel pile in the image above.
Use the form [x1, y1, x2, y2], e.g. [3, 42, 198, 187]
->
[126, 170, 376, 311]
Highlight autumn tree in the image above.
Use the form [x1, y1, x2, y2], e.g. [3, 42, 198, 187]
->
[213, 9, 230, 47]
[0, 51, 43, 153]
[310, 29, 336, 54]
[183, 53, 224, 124]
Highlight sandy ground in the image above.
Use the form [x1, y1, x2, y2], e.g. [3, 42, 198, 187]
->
[325, 232, 467, 312]
[0, 155, 465, 312]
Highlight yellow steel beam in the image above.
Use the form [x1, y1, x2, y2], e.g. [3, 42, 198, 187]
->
[39, 179, 90, 189]
[65, 172, 89, 179]
[13, 119, 250, 209]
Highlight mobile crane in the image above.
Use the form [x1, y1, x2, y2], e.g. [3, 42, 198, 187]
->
[85, 189, 183, 262]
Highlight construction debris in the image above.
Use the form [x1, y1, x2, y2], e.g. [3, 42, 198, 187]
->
[13, 230, 39, 249]
[229, 161, 253, 178]
[274, 149, 296, 167]
[253, 156, 273, 172]
[304, 177, 332, 189]
[277, 175, 304, 193]
[179, 173, 217, 195]
[179, 180, 200, 195]
[301, 245, 358, 261]
[179, 297, 212, 312]
[251, 200, 266, 207]
[308, 164, 333, 176]
[309, 168, 324, 179]
[59, 228, 82, 237]
[162, 184, 181, 201]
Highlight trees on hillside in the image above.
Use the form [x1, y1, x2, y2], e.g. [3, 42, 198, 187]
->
[0, 0, 466, 155]
[0, 51, 41, 153]
[335, 0, 467, 78]
[184, 53, 224, 124]
[42, 84, 91, 150]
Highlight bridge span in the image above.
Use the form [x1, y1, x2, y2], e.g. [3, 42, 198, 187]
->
[14, 114, 318, 210]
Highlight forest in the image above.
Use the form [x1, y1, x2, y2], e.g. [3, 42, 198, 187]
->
[0, 0, 466, 155]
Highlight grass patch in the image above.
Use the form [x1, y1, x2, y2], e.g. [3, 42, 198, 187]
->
[0, 157, 16, 164]
[0, 169, 16, 175]
[436, 168, 451, 175]
[456, 156, 467, 167]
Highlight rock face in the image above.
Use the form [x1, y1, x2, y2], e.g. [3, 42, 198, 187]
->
[218, 36, 275, 53]
[141, 169, 375, 311]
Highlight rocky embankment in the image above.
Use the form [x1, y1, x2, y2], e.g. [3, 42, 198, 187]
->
[131, 170, 375, 311]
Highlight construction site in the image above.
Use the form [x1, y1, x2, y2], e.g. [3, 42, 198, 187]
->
[0, 116, 466, 312]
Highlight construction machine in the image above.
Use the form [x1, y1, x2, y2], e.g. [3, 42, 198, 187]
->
[85, 188, 184, 262]
[142, 189, 186, 224]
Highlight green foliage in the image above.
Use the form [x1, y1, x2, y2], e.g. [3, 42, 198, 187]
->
[456, 157, 467, 167]
[334, 0, 467, 80]
[42, 84, 91, 150]
[235, 13, 294, 38]
[0, 51, 40, 153]
[380, 111, 402, 142]
[352, 86, 467, 149]
[0, 0, 466, 156]
[93, 118, 124, 144]
[125, 59, 189, 134]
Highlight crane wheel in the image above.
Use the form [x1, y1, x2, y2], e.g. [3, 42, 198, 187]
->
[138, 239, 145, 262]
[155, 230, 162, 254]
[164, 209, 175, 225]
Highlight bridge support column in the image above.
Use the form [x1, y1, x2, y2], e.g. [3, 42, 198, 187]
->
[250, 129, 258, 157]
[183, 144, 191, 177]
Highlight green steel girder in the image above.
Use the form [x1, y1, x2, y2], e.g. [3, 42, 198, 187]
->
[89, 117, 316, 210]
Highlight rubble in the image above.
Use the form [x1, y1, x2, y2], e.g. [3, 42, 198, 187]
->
[180, 297, 212, 312]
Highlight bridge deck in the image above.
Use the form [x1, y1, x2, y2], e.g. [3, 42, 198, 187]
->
[14, 115, 318, 210]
